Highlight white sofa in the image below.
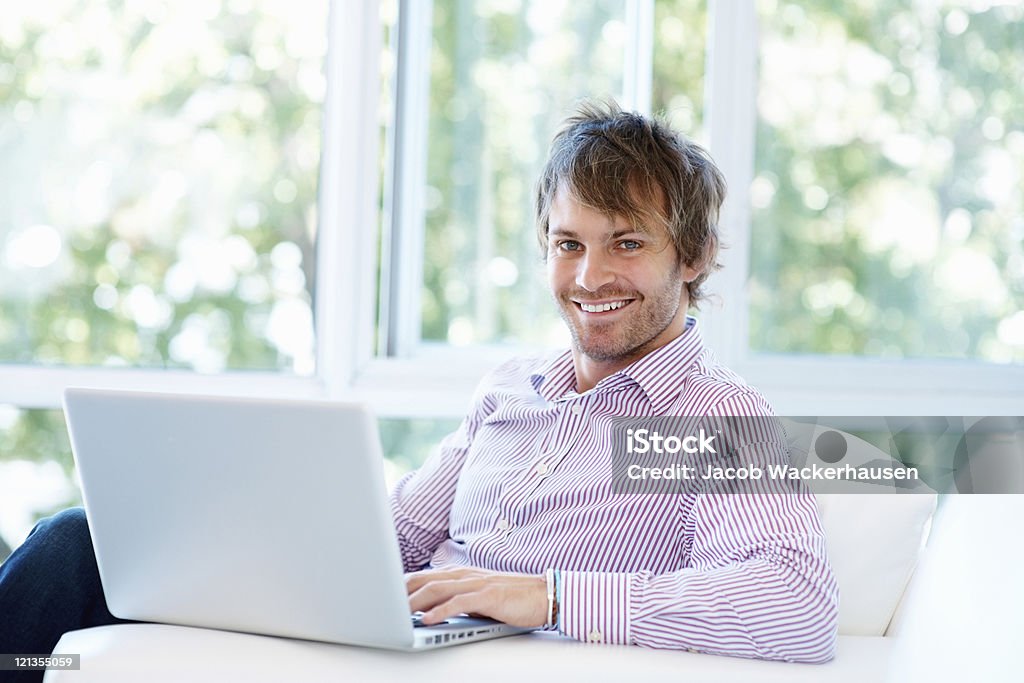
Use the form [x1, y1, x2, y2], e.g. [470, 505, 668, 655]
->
[42, 492, 1022, 682]
[43, 420, 1023, 682]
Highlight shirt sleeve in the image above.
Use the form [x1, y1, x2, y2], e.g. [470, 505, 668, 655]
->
[388, 375, 496, 572]
[559, 490, 838, 662]
[558, 393, 839, 663]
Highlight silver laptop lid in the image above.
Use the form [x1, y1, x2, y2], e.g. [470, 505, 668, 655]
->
[63, 388, 415, 649]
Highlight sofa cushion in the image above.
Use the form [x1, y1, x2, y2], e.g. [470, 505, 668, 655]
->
[47, 624, 897, 683]
[783, 420, 938, 637]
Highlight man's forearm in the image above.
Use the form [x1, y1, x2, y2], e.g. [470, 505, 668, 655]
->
[558, 553, 838, 663]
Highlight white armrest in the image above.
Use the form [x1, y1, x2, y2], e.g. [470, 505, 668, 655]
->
[885, 495, 1024, 682]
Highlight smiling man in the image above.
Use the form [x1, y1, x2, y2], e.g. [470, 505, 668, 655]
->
[0, 102, 837, 671]
[401, 101, 839, 662]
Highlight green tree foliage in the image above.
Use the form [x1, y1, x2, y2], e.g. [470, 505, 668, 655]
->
[750, 0, 1024, 361]
[0, 1, 324, 371]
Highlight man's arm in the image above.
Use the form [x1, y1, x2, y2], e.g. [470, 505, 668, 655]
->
[558, 489, 839, 662]
[408, 489, 837, 662]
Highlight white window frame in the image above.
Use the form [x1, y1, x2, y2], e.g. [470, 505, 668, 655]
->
[2, 0, 1022, 420]
[700, 0, 1024, 417]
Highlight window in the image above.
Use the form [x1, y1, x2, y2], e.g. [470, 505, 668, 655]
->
[0, 0, 328, 374]
[0, 408, 77, 545]
[417, 1, 626, 349]
[0, 0, 334, 544]
[708, 1, 1024, 416]
[750, 0, 1024, 363]
[398, 0, 706, 351]
[368, 0, 1023, 418]
[379, 0, 705, 356]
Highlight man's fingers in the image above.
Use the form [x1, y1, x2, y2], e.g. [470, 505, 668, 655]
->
[408, 577, 486, 613]
[405, 572, 546, 628]
[421, 592, 487, 625]
[405, 568, 481, 594]
[405, 569, 452, 594]
[405, 569, 473, 593]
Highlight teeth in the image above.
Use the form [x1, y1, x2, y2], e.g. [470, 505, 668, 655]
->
[580, 300, 628, 313]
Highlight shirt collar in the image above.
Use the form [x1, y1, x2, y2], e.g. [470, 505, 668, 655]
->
[530, 315, 705, 412]
[530, 350, 577, 402]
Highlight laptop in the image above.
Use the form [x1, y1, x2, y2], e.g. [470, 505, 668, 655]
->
[62, 387, 534, 650]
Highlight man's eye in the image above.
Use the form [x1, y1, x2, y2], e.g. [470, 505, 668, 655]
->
[619, 240, 642, 250]
[558, 240, 582, 252]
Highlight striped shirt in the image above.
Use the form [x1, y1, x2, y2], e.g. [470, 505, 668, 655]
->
[390, 316, 839, 662]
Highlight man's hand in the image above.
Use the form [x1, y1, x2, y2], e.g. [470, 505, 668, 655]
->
[406, 567, 547, 628]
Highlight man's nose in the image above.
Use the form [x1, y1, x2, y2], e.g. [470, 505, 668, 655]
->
[576, 250, 615, 292]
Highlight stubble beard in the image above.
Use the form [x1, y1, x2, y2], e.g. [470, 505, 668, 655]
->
[556, 267, 685, 364]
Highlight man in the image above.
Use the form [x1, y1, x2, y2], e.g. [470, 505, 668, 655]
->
[399, 101, 837, 662]
[0, 102, 837, 674]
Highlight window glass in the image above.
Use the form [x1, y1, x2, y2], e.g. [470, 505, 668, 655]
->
[652, 0, 706, 141]
[0, 407, 78, 548]
[421, 0, 628, 348]
[379, 417, 461, 489]
[750, 0, 1024, 362]
[0, 1, 328, 373]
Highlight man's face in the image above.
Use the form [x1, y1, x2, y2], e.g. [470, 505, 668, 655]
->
[546, 188, 699, 364]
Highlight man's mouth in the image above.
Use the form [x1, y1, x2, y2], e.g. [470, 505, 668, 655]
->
[574, 299, 634, 314]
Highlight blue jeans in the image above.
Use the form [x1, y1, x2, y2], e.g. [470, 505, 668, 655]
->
[0, 507, 129, 683]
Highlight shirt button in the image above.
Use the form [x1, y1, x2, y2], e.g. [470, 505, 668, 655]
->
[570, 403, 584, 415]
[535, 462, 549, 477]
[687, 648, 698, 654]
[588, 630, 603, 643]
[496, 518, 510, 531]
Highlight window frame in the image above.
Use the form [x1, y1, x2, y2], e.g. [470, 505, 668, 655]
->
[701, 0, 1024, 416]
[1, 0, 1022, 419]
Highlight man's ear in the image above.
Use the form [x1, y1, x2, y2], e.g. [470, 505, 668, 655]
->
[681, 264, 702, 284]
[683, 237, 719, 283]
[679, 246, 708, 283]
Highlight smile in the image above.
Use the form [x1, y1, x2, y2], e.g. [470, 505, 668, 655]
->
[576, 299, 633, 313]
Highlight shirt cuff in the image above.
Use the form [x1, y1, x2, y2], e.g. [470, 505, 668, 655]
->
[558, 570, 633, 645]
